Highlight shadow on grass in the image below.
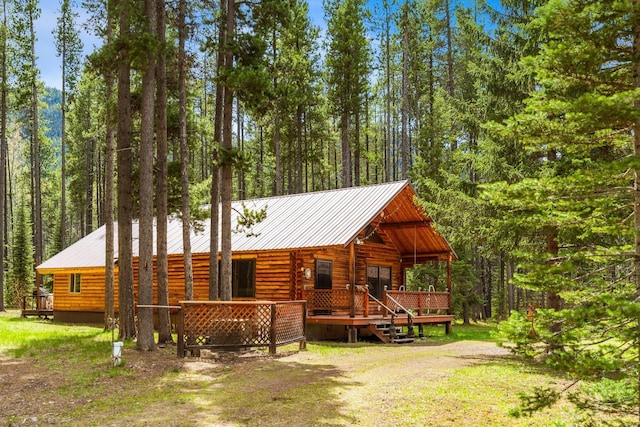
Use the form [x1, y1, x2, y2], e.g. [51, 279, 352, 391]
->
[68, 356, 362, 426]
[174, 359, 361, 426]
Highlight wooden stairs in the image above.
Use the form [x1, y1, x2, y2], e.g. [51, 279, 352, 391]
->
[367, 321, 414, 344]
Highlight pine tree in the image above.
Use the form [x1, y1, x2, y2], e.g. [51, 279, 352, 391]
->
[136, 0, 158, 351]
[324, 0, 371, 188]
[486, 0, 640, 421]
[8, 198, 33, 307]
[0, 0, 8, 312]
[115, 0, 136, 340]
[155, 0, 172, 344]
[54, 0, 83, 251]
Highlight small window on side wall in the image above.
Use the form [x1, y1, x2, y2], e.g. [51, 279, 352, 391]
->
[69, 273, 81, 293]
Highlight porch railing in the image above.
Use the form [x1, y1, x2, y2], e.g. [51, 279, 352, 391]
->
[384, 290, 450, 315]
[21, 294, 53, 313]
[304, 287, 369, 316]
[177, 300, 307, 357]
[304, 288, 450, 317]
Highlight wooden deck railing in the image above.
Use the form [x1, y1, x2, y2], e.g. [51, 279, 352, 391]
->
[304, 287, 369, 316]
[304, 288, 450, 317]
[21, 294, 54, 318]
[177, 300, 307, 357]
[384, 290, 450, 315]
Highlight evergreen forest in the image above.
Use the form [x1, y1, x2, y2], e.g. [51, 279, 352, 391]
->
[1, 0, 640, 422]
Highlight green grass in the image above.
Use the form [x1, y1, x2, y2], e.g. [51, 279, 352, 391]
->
[392, 321, 498, 344]
[0, 313, 621, 426]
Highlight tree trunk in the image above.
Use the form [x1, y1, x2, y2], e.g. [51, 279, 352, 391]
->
[103, 0, 115, 330]
[84, 137, 94, 236]
[401, 3, 408, 180]
[237, 98, 244, 199]
[30, 7, 42, 295]
[155, 0, 172, 344]
[444, 0, 456, 152]
[385, 2, 391, 182]
[274, 116, 281, 196]
[354, 111, 360, 187]
[545, 226, 563, 352]
[632, 4, 640, 421]
[178, 0, 194, 300]
[341, 111, 351, 188]
[60, 35, 67, 249]
[220, 0, 235, 301]
[0, 0, 6, 312]
[296, 104, 303, 193]
[209, 3, 224, 301]
[136, 0, 157, 351]
[485, 256, 492, 319]
[272, 26, 281, 196]
[116, 0, 136, 340]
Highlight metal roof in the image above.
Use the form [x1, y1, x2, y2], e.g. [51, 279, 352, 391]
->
[37, 180, 455, 272]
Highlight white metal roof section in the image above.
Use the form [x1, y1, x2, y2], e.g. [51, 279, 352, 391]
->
[37, 181, 410, 271]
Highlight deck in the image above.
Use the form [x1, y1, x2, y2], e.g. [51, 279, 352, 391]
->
[304, 288, 454, 342]
[306, 313, 454, 327]
[21, 295, 53, 319]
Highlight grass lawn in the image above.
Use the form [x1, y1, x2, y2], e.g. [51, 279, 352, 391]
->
[0, 312, 593, 426]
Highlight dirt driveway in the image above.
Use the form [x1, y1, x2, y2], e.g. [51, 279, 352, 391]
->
[1, 334, 533, 426]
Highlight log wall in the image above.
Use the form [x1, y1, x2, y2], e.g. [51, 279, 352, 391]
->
[49, 238, 403, 315]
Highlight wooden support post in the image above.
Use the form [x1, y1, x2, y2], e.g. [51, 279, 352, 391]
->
[364, 289, 369, 317]
[445, 321, 452, 335]
[446, 255, 452, 315]
[269, 303, 277, 355]
[35, 272, 41, 311]
[347, 326, 358, 343]
[418, 324, 424, 338]
[176, 305, 185, 358]
[349, 241, 356, 318]
[302, 300, 307, 337]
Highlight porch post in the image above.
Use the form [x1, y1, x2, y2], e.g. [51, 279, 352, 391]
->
[447, 255, 452, 315]
[349, 241, 356, 318]
[269, 303, 277, 355]
[348, 326, 358, 343]
[177, 304, 185, 357]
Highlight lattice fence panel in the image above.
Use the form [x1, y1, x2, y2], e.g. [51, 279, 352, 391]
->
[182, 304, 219, 346]
[183, 303, 271, 347]
[385, 291, 450, 312]
[426, 293, 450, 310]
[179, 301, 305, 356]
[331, 289, 351, 310]
[306, 290, 333, 311]
[352, 289, 368, 315]
[275, 303, 305, 345]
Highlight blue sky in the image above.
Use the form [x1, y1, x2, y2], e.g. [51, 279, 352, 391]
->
[36, 0, 497, 89]
[38, 0, 101, 89]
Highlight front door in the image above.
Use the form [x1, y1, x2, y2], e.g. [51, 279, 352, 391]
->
[314, 259, 332, 314]
[367, 265, 391, 300]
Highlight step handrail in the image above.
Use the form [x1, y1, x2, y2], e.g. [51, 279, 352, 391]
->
[368, 293, 398, 339]
[385, 292, 415, 338]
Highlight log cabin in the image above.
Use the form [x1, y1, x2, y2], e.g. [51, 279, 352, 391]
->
[37, 180, 457, 342]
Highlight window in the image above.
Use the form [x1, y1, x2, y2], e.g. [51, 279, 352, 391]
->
[233, 259, 256, 298]
[69, 273, 81, 293]
[366, 265, 391, 299]
[219, 259, 256, 298]
[315, 259, 333, 290]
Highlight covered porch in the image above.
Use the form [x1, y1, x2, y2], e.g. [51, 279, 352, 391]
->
[304, 284, 454, 343]
[21, 291, 53, 319]
[305, 202, 456, 343]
